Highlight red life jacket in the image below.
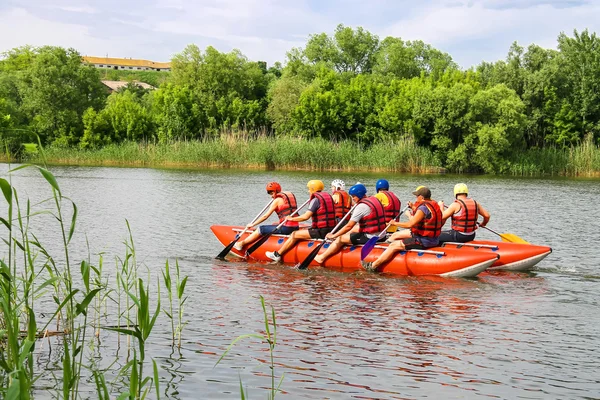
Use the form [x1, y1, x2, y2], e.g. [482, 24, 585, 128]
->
[380, 191, 401, 222]
[411, 200, 442, 238]
[451, 197, 479, 233]
[358, 197, 387, 234]
[310, 192, 337, 229]
[333, 190, 352, 219]
[276, 192, 299, 228]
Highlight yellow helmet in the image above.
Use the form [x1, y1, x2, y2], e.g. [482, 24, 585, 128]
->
[307, 180, 325, 192]
[454, 183, 468, 198]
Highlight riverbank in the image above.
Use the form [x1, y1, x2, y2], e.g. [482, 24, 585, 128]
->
[8, 136, 600, 177]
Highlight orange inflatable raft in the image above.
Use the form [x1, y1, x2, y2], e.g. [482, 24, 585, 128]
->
[439, 241, 552, 271]
[211, 225, 500, 278]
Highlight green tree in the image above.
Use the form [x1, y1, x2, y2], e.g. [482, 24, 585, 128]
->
[556, 29, 600, 143]
[81, 90, 152, 148]
[304, 24, 380, 74]
[267, 76, 307, 133]
[150, 83, 208, 141]
[19, 46, 106, 145]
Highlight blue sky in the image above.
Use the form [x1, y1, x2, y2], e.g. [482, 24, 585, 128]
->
[1, 0, 598, 68]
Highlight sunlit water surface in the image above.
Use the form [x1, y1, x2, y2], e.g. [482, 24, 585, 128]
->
[2, 164, 599, 399]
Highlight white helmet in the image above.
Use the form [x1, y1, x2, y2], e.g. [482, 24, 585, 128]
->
[331, 179, 345, 190]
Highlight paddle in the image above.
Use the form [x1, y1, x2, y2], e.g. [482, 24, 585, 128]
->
[479, 225, 529, 244]
[361, 205, 410, 261]
[245, 198, 311, 256]
[216, 199, 274, 260]
[296, 204, 357, 270]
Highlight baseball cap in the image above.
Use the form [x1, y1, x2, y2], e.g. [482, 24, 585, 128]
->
[412, 186, 431, 198]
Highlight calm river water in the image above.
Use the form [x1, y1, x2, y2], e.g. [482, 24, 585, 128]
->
[1, 164, 599, 399]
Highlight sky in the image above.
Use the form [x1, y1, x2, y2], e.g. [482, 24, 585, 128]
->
[0, 0, 599, 69]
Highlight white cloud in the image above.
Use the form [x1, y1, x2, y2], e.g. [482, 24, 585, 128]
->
[0, 1, 599, 68]
[55, 5, 97, 14]
[384, 0, 600, 66]
[0, 8, 101, 52]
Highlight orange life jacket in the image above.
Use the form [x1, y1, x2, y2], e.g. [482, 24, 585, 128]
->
[310, 192, 337, 229]
[333, 190, 352, 219]
[411, 199, 442, 238]
[380, 191, 401, 222]
[451, 197, 479, 233]
[358, 197, 387, 234]
[276, 192, 299, 228]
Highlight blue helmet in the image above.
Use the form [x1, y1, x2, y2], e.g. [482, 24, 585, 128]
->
[348, 184, 367, 199]
[376, 179, 389, 191]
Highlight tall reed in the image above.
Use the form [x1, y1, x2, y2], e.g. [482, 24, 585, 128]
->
[216, 295, 283, 400]
[25, 136, 441, 173]
[0, 162, 181, 399]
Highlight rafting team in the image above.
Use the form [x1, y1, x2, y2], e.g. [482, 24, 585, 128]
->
[233, 179, 491, 271]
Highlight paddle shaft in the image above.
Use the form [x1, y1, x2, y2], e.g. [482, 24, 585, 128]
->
[216, 198, 274, 259]
[360, 204, 410, 261]
[296, 204, 357, 270]
[245, 198, 311, 256]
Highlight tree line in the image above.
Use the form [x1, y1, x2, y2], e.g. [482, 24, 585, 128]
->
[1, 25, 599, 173]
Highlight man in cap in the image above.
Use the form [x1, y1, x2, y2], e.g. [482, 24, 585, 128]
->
[362, 186, 443, 271]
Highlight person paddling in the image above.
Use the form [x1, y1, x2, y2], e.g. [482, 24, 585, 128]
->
[266, 180, 336, 262]
[373, 179, 401, 231]
[234, 182, 299, 251]
[331, 179, 352, 227]
[438, 183, 491, 244]
[313, 183, 387, 265]
[361, 186, 442, 271]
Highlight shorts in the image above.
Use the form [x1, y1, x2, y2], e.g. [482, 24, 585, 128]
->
[350, 232, 386, 245]
[308, 227, 334, 239]
[259, 225, 298, 235]
[438, 229, 475, 244]
[400, 237, 424, 250]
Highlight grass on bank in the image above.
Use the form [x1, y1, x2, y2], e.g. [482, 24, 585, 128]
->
[22, 136, 442, 173]
[11, 135, 600, 177]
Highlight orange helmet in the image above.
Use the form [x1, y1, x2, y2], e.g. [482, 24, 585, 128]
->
[266, 182, 282, 193]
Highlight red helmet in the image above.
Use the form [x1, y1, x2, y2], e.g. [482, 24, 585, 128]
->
[266, 182, 281, 193]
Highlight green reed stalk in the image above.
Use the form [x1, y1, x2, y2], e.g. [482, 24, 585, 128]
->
[162, 260, 175, 344]
[106, 277, 161, 399]
[215, 295, 283, 400]
[174, 260, 188, 349]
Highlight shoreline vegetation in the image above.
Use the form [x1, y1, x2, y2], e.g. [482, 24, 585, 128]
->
[2, 25, 600, 177]
[5, 134, 599, 177]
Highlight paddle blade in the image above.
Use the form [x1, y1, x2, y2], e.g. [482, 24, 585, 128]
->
[500, 233, 529, 244]
[246, 234, 270, 256]
[360, 236, 379, 261]
[216, 237, 239, 260]
[296, 242, 325, 270]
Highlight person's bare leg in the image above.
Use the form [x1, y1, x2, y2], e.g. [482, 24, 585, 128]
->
[371, 240, 406, 269]
[388, 229, 412, 241]
[278, 229, 311, 256]
[314, 234, 351, 264]
[238, 229, 261, 247]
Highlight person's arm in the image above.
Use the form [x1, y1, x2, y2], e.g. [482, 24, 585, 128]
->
[288, 198, 317, 222]
[326, 220, 356, 239]
[287, 210, 313, 222]
[247, 198, 281, 228]
[477, 203, 491, 227]
[441, 202, 460, 225]
[332, 192, 341, 204]
[396, 209, 425, 229]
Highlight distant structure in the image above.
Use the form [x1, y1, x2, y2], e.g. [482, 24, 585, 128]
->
[83, 56, 171, 72]
[100, 80, 155, 93]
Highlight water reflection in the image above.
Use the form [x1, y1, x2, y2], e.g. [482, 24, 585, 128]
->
[3, 164, 600, 398]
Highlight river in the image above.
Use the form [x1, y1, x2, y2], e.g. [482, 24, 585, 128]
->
[1, 164, 599, 399]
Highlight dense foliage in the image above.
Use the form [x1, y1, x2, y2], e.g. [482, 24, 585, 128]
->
[1, 25, 600, 173]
